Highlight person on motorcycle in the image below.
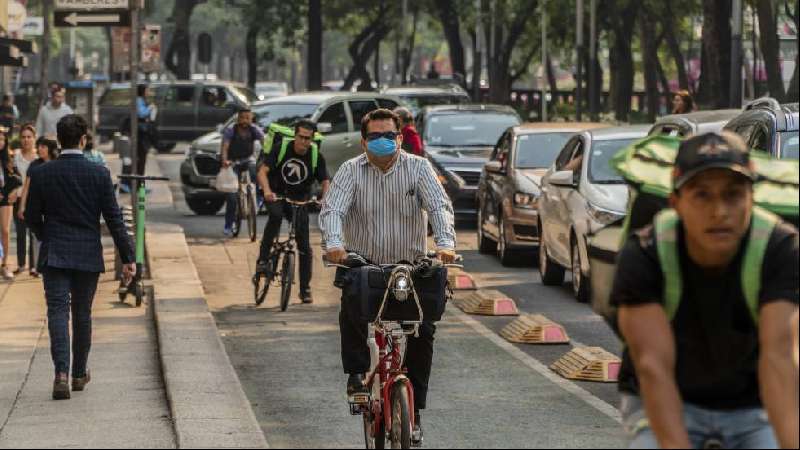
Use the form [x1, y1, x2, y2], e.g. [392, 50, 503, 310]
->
[256, 119, 330, 304]
[221, 108, 264, 237]
[319, 108, 456, 446]
[612, 132, 799, 449]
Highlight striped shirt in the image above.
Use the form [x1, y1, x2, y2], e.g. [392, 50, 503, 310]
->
[319, 151, 456, 264]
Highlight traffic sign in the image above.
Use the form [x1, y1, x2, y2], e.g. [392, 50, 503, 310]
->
[55, 0, 130, 10]
[55, 10, 131, 27]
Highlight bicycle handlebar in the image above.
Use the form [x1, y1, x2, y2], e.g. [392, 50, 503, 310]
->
[271, 197, 320, 206]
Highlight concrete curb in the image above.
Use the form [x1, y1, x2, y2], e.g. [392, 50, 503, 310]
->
[145, 154, 268, 449]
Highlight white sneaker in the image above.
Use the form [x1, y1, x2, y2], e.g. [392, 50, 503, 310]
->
[2, 267, 14, 280]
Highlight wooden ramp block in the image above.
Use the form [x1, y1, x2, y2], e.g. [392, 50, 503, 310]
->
[454, 290, 519, 316]
[448, 268, 478, 291]
[550, 347, 621, 383]
[500, 314, 570, 344]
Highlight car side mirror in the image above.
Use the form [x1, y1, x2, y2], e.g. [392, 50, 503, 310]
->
[317, 122, 333, 134]
[550, 170, 576, 188]
[485, 160, 505, 175]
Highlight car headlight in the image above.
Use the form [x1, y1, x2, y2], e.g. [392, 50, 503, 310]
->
[587, 202, 626, 225]
[185, 145, 195, 158]
[514, 192, 539, 209]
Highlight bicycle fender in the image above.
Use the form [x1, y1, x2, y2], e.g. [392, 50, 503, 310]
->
[383, 376, 415, 430]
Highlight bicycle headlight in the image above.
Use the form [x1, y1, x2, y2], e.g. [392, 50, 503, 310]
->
[394, 275, 410, 302]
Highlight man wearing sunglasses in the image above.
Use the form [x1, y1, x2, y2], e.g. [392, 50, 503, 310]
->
[256, 119, 330, 304]
[320, 109, 456, 446]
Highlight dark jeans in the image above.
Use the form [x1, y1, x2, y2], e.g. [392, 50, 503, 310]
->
[257, 201, 312, 293]
[42, 267, 100, 378]
[224, 161, 253, 230]
[339, 296, 436, 410]
[12, 202, 30, 268]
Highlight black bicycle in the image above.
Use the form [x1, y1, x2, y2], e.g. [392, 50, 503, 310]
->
[252, 197, 318, 311]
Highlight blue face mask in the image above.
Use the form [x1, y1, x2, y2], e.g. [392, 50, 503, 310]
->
[367, 137, 398, 157]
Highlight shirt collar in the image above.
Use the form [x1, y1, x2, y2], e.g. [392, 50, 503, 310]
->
[61, 149, 83, 156]
[359, 150, 408, 170]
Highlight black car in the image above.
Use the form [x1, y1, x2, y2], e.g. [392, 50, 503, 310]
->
[97, 80, 257, 153]
[417, 105, 521, 221]
[724, 98, 799, 159]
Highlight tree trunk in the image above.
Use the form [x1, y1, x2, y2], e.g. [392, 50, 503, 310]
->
[641, 12, 660, 122]
[662, 2, 689, 91]
[307, 0, 323, 91]
[486, 0, 538, 104]
[609, 8, 636, 121]
[434, 0, 467, 86]
[245, 25, 258, 89]
[343, 12, 392, 92]
[756, 0, 786, 101]
[786, 0, 799, 100]
[165, 0, 206, 80]
[401, 6, 419, 85]
[546, 55, 558, 95]
[697, 0, 732, 108]
[40, 0, 52, 104]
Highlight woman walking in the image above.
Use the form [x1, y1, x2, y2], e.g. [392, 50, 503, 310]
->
[13, 124, 39, 276]
[0, 129, 22, 280]
[17, 137, 58, 277]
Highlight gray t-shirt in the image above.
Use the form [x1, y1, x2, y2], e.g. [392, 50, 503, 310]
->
[35, 102, 74, 137]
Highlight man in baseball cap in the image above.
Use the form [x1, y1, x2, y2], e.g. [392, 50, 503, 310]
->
[611, 132, 799, 449]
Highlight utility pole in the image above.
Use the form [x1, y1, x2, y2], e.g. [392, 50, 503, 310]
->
[40, 0, 52, 105]
[129, 0, 140, 204]
[730, 0, 743, 107]
[473, 0, 482, 101]
[541, 0, 548, 122]
[575, 0, 583, 121]
[589, 0, 598, 121]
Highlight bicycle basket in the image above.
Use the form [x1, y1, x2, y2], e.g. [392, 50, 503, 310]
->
[340, 266, 449, 323]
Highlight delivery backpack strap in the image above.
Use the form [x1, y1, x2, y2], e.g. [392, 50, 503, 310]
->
[263, 122, 320, 172]
[654, 206, 779, 325]
[277, 139, 318, 173]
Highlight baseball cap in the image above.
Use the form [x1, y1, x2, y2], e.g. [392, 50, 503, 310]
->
[672, 131, 757, 191]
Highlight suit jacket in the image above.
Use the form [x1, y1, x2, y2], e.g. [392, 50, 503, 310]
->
[24, 153, 134, 273]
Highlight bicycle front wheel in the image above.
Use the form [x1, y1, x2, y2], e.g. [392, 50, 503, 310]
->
[232, 191, 244, 238]
[280, 252, 295, 312]
[390, 384, 412, 449]
[247, 187, 258, 242]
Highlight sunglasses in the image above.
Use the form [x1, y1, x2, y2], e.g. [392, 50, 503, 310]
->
[295, 134, 313, 141]
[366, 131, 398, 141]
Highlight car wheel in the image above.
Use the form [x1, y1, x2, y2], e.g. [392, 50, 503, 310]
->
[538, 222, 565, 286]
[477, 208, 497, 254]
[186, 197, 225, 216]
[155, 142, 177, 154]
[498, 215, 516, 266]
[571, 237, 590, 303]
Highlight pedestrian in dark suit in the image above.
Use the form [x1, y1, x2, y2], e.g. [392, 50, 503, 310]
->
[24, 114, 136, 400]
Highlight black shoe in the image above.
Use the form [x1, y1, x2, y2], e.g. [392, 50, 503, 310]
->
[347, 373, 367, 397]
[255, 261, 269, 275]
[412, 412, 423, 447]
[300, 290, 313, 304]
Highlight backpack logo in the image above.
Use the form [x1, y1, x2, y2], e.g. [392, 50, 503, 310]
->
[282, 158, 309, 186]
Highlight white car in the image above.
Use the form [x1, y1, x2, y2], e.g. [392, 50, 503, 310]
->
[537, 125, 650, 302]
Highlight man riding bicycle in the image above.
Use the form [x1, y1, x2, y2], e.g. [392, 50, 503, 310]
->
[613, 132, 799, 449]
[256, 119, 330, 304]
[221, 108, 263, 237]
[319, 108, 456, 446]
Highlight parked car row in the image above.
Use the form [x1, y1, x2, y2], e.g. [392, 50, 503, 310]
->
[472, 98, 798, 312]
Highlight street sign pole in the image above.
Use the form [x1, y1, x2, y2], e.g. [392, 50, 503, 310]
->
[541, 0, 548, 122]
[129, 0, 139, 205]
[575, 0, 583, 122]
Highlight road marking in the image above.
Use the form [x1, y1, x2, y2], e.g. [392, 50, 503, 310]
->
[451, 308, 622, 423]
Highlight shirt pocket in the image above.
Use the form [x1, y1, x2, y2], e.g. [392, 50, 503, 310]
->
[390, 185, 419, 217]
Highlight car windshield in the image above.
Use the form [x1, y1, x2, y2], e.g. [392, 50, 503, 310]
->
[425, 113, 520, 147]
[400, 94, 469, 111]
[514, 133, 574, 168]
[229, 86, 258, 104]
[252, 103, 319, 128]
[780, 131, 799, 159]
[589, 138, 639, 183]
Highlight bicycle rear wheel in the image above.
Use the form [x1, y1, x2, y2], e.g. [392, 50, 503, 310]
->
[247, 187, 258, 242]
[390, 384, 412, 449]
[280, 252, 295, 312]
[364, 412, 386, 449]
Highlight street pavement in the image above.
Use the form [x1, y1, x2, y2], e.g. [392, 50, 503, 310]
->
[153, 147, 628, 449]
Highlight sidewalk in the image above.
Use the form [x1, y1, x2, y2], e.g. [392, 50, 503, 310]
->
[0, 230, 175, 446]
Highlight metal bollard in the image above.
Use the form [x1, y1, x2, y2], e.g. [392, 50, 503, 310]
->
[114, 133, 133, 188]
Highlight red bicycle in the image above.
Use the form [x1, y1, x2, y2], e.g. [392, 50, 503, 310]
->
[328, 254, 459, 449]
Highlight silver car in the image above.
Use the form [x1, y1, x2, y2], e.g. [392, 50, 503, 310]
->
[537, 125, 650, 302]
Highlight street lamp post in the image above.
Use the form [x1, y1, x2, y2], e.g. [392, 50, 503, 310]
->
[589, 0, 598, 121]
[473, 0, 482, 101]
[576, 0, 583, 121]
[541, 0, 548, 122]
[730, 0, 743, 107]
[129, 0, 141, 205]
